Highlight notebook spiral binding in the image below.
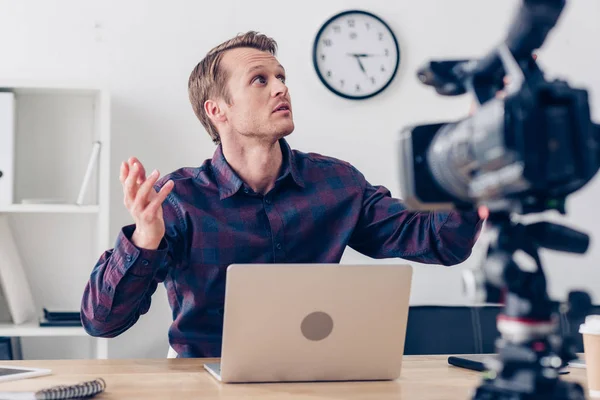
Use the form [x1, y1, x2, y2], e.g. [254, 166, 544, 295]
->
[35, 378, 106, 400]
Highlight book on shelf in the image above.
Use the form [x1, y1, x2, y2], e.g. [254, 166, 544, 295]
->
[39, 308, 82, 327]
[0, 91, 15, 207]
[39, 318, 82, 327]
[0, 337, 13, 360]
[0, 337, 22, 360]
[43, 308, 80, 322]
[0, 285, 15, 323]
[0, 216, 36, 325]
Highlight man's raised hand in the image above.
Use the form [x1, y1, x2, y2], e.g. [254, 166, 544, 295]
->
[120, 157, 174, 250]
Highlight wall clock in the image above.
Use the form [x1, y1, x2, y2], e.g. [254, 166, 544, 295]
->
[313, 10, 400, 100]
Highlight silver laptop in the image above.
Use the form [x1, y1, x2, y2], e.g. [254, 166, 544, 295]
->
[204, 263, 413, 383]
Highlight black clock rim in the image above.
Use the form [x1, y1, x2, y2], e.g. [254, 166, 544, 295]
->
[312, 9, 401, 100]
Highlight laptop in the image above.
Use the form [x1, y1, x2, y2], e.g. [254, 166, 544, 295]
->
[204, 263, 413, 383]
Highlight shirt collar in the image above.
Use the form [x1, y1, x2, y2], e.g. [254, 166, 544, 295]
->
[211, 138, 305, 200]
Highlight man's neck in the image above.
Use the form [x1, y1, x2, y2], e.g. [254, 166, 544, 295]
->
[220, 136, 283, 195]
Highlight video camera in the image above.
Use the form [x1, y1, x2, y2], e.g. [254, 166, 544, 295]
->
[400, 0, 600, 215]
[398, 0, 600, 399]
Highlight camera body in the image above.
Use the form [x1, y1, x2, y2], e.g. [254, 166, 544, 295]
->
[399, 57, 599, 215]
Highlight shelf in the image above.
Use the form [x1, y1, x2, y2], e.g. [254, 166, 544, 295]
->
[0, 82, 105, 96]
[0, 204, 100, 214]
[0, 321, 87, 337]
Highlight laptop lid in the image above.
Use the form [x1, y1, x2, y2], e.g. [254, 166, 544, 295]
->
[218, 264, 413, 383]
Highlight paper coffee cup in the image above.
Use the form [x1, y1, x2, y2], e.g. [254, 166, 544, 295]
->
[580, 315, 600, 398]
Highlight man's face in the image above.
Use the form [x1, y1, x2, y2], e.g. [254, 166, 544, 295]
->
[217, 47, 294, 141]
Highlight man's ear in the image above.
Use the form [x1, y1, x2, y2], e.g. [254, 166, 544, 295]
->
[204, 99, 227, 124]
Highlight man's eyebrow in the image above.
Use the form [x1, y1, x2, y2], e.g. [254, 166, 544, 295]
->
[246, 64, 286, 74]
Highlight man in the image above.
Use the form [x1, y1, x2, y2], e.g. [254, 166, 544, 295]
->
[81, 31, 483, 358]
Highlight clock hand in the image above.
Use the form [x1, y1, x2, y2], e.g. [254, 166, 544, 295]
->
[355, 56, 368, 76]
[346, 52, 383, 57]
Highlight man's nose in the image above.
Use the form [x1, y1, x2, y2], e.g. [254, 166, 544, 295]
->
[272, 79, 288, 98]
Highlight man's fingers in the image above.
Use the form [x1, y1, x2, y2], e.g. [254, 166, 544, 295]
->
[134, 170, 161, 210]
[119, 161, 128, 184]
[121, 162, 132, 207]
[128, 156, 142, 167]
[124, 162, 141, 203]
[128, 157, 147, 184]
[145, 180, 174, 216]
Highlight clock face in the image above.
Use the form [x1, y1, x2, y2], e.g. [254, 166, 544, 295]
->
[313, 10, 400, 100]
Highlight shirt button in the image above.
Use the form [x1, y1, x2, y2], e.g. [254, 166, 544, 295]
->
[265, 198, 272, 204]
[106, 286, 113, 293]
[243, 188, 249, 194]
[126, 254, 132, 262]
[142, 259, 149, 266]
[276, 243, 282, 250]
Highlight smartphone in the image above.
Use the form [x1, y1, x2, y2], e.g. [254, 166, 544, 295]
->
[448, 355, 570, 374]
[448, 355, 491, 372]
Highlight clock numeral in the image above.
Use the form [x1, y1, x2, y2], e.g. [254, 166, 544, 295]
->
[355, 84, 361, 92]
[384, 48, 389, 57]
[380, 65, 386, 72]
[323, 39, 332, 47]
[340, 79, 345, 87]
[370, 77, 376, 84]
[326, 70, 332, 78]
[378, 32, 384, 41]
[365, 22, 371, 30]
[349, 32, 357, 40]
[333, 25, 341, 33]
[320, 54, 326, 61]
[347, 19, 355, 28]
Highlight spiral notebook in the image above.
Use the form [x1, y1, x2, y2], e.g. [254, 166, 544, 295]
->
[0, 378, 105, 399]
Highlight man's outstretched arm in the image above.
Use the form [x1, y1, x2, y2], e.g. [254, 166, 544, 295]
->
[348, 168, 483, 266]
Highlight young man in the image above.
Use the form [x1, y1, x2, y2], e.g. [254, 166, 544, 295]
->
[81, 31, 483, 358]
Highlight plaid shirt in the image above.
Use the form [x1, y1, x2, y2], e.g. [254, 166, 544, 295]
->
[81, 139, 482, 357]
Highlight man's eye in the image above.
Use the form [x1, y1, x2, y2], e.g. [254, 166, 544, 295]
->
[252, 75, 266, 84]
[278, 75, 286, 84]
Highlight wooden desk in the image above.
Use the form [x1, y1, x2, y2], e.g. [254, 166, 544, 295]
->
[0, 356, 589, 399]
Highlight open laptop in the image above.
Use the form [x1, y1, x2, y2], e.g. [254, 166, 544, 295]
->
[204, 263, 413, 383]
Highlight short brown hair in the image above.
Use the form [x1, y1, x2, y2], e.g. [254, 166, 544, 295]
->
[188, 31, 278, 145]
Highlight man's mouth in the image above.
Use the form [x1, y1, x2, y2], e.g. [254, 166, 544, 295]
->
[273, 103, 291, 113]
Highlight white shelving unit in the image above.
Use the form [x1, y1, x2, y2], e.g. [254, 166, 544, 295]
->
[0, 321, 87, 337]
[0, 205, 100, 214]
[0, 321, 106, 359]
[0, 82, 110, 360]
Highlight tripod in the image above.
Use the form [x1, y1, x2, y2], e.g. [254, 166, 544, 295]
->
[469, 211, 591, 400]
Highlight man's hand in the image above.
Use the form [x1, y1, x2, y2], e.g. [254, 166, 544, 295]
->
[120, 157, 174, 250]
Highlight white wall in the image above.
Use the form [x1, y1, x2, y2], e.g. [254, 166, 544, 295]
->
[1, 0, 599, 359]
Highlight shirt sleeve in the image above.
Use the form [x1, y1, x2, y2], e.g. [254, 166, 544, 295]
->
[348, 168, 483, 266]
[80, 190, 187, 337]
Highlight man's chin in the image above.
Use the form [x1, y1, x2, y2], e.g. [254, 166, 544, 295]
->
[277, 122, 295, 138]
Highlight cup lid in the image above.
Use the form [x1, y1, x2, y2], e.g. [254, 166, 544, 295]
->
[579, 315, 600, 335]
